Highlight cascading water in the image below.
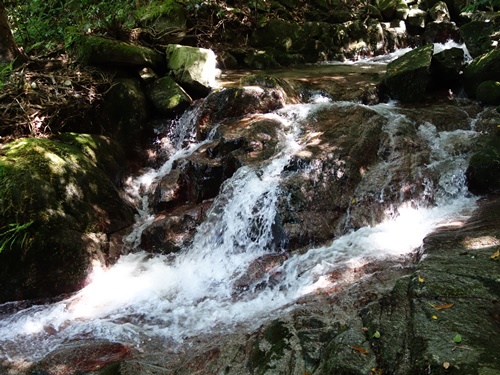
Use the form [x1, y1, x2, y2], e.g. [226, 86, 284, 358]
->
[0, 68, 481, 364]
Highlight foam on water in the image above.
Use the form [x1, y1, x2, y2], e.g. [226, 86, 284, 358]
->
[0, 97, 479, 362]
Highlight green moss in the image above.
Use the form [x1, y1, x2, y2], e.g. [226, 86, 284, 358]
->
[248, 320, 292, 374]
[477, 80, 500, 105]
[0, 137, 134, 302]
[464, 49, 500, 97]
[384, 44, 434, 102]
[71, 34, 162, 68]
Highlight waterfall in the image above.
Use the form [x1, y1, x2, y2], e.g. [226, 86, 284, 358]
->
[0, 82, 480, 363]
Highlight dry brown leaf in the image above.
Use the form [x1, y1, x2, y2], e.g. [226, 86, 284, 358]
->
[490, 250, 500, 260]
[432, 303, 454, 310]
[351, 346, 369, 355]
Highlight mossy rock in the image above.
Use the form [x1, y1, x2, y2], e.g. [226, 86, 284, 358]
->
[377, 0, 409, 20]
[460, 21, 500, 58]
[101, 78, 149, 154]
[476, 80, 500, 105]
[431, 47, 465, 86]
[70, 34, 164, 68]
[383, 44, 434, 102]
[466, 134, 500, 194]
[146, 76, 192, 114]
[463, 49, 500, 97]
[0, 137, 135, 302]
[166, 44, 218, 97]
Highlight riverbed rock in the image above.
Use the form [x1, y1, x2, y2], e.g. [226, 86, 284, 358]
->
[423, 20, 460, 44]
[100, 78, 149, 155]
[431, 47, 465, 87]
[377, 0, 410, 20]
[277, 104, 386, 250]
[460, 20, 500, 58]
[406, 8, 427, 33]
[34, 340, 132, 375]
[196, 85, 290, 139]
[463, 49, 500, 97]
[0, 137, 135, 303]
[476, 80, 500, 105]
[383, 43, 434, 102]
[70, 34, 164, 69]
[146, 76, 192, 115]
[166, 44, 218, 97]
[466, 134, 500, 194]
[429, 1, 451, 22]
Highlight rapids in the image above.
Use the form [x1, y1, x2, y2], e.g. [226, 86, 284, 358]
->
[0, 50, 483, 365]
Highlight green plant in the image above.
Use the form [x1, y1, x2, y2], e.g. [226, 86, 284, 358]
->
[0, 61, 14, 90]
[462, 0, 500, 12]
[0, 220, 34, 254]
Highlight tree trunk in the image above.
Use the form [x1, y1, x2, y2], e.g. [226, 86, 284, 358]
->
[0, 0, 24, 65]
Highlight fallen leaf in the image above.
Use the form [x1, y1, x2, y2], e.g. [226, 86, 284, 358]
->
[443, 362, 450, 369]
[371, 368, 384, 374]
[490, 250, 500, 260]
[453, 333, 462, 343]
[373, 330, 381, 339]
[418, 275, 425, 283]
[351, 346, 369, 355]
[432, 303, 454, 310]
[432, 315, 438, 320]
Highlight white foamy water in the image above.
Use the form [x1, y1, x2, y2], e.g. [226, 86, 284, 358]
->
[0, 98, 479, 362]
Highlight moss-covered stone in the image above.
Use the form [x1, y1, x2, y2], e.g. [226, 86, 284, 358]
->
[429, 1, 451, 21]
[464, 49, 500, 97]
[0, 137, 135, 302]
[146, 76, 192, 114]
[476, 80, 500, 105]
[431, 47, 465, 86]
[460, 21, 500, 58]
[383, 44, 434, 102]
[166, 44, 218, 97]
[70, 34, 163, 68]
[377, 0, 409, 20]
[466, 134, 500, 194]
[101, 78, 149, 154]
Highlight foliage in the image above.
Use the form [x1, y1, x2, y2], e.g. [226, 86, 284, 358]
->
[0, 61, 14, 90]
[0, 221, 33, 254]
[462, 0, 500, 12]
[6, 0, 137, 53]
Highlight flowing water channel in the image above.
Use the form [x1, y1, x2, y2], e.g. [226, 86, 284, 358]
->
[0, 47, 483, 364]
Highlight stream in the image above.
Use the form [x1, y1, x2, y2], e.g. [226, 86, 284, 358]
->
[0, 44, 484, 366]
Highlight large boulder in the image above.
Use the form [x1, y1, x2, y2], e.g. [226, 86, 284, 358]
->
[100, 78, 149, 155]
[406, 8, 428, 33]
[277, 104, 386, 250]
[166, 44, 218, 97]
[466, 134, 500, 194]
[423, 21, 460, 44]
[463, 49, 500, 97]
[377, 0, 409, 20]
[460, 21, 500, 58]
[476, 80, 500, 105]
[146, 76, 192, 115]
[428, 1, 451, 22]
[69, 34, 164, 68]
[383, 44, 434, 102]
[0, 136, 135, 302]
[431, 47, 465, 87]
